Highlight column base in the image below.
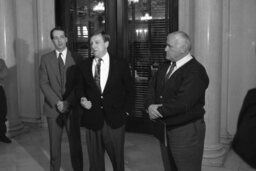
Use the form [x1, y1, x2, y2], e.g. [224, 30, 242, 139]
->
[20, 116, 42, 123]
[202, 144, 229, 167]
[6, 120, 30, 138]
[220, 134, 233, 145]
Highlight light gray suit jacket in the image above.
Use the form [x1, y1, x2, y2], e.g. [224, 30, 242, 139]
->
[39, 50, 77, 118]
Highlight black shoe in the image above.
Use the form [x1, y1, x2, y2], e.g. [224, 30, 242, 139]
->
[0, 135, 12, 143]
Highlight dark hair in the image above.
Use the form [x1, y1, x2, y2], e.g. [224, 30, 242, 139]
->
[92, 30, 111, 43]
[50, 27, 66, 40]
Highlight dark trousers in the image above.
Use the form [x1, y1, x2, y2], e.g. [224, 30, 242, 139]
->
[86, 122, 125, 171]
[160, 119, 205, 171]
[0, 86, 7, 137]
[47, 109, 83, 171]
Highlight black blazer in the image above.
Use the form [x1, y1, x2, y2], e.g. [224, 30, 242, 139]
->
[145, 58, 209, 127]
[76, 56, 134, 130]
[232, 88, 256, 169]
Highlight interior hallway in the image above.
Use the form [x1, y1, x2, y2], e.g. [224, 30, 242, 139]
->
[0, 124, 255, 171]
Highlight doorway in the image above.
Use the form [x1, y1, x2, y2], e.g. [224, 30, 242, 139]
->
[55, 0, 178, 133]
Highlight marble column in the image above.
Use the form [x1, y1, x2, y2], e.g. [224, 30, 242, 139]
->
[36, 0, 55, 54]
[0, 0, 26, 137]
[36, 0, 55, 126]
[193, 0, 227, 166]
[15, 0, 42, 123]
[13, 0, 54, 124]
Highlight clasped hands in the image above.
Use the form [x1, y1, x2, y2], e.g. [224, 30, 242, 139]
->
[148, 104, 163, 120]
[80, 97, 92, 110]
[56, 101, 69, 113]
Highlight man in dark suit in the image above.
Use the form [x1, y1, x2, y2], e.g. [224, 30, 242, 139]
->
[76, 30, 134, 171]
[145, 31, 209, 171]
[39, 27, 83, 171]
[0, 58, 11, 143]
[232, 88, 256, 169]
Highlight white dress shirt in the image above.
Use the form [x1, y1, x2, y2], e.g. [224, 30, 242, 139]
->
[168, 53, 193, 76]
[92, 53, 110, 92]
[56, 48, 67, 65]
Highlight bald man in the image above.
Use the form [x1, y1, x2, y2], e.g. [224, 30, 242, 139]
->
[145, 31, 209, 171]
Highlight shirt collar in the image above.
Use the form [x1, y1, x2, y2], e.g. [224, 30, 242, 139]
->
[94, 52, 109, 64]
[175, 53, 193, 68]
[56, 48, 67, 58]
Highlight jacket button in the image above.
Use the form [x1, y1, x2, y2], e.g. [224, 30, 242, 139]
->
[100, 106, 103, 109]
[160, 96, 163, 98]
[101, 96, 103, 99]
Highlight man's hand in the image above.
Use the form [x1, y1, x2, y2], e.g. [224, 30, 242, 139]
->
[80, 97, 92, 109]
[148, 104, 163, 120]
[57, 101, 69, 113]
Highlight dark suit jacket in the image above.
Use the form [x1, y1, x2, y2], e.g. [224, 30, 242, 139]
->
[145, 58, 209, 127]
[232, 88, 256, 169]
[39, 50, 80, 118]
[76, 56, 134, 130]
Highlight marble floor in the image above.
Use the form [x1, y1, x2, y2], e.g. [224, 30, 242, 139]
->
[0, 125, 255, 171]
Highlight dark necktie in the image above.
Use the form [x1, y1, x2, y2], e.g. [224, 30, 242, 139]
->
[58, 53, 65, 95]
[165, 61, 176, 81]
[94, 58, 102, 92]
[56, 52, 67, 127]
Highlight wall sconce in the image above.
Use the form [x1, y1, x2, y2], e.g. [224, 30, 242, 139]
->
[136, 28, 148, 37]
[140, 13, 152, 21]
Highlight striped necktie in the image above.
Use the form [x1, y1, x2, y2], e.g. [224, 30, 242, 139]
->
[94, 58, 102, 92]
[58, 53, 65, 95]
[165, 61, 176, 80]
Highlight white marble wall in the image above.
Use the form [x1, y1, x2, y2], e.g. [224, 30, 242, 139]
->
[0, 0, 54, 136]
[15, 0, 41, 122]
[0, 0, 27, 137]
[221, 0, 256, 139]
[14, 0, 55, 122]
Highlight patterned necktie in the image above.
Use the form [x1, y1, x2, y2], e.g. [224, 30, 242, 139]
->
[165, 61, 176, 81]
[94, 58, 102, 92]
[58, 53, 65, 95]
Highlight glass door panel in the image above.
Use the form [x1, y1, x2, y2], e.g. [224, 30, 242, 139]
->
[68, 0, 106, 59]
[126, 0, 178, 133]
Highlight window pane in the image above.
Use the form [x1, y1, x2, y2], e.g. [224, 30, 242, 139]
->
[128, 0, 170, 118]
[69, 0, 106, 59]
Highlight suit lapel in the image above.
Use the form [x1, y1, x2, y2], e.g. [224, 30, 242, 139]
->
[103, 57, 114, 94]
[49, 51, 62, 85]
[65, 51, 75, 68]
[82, 58, 95, 83]
[161, 63, 169, 78]
[87, 58, 103, 93]
[158, 63, 170, 88]
[87, 58, 94, 79]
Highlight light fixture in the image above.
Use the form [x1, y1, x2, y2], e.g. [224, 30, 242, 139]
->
[93, 2, 105, 13]
[140, 13, 152, 21]
[128, 0, 139, 5]
[136, 28, 148, 37]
